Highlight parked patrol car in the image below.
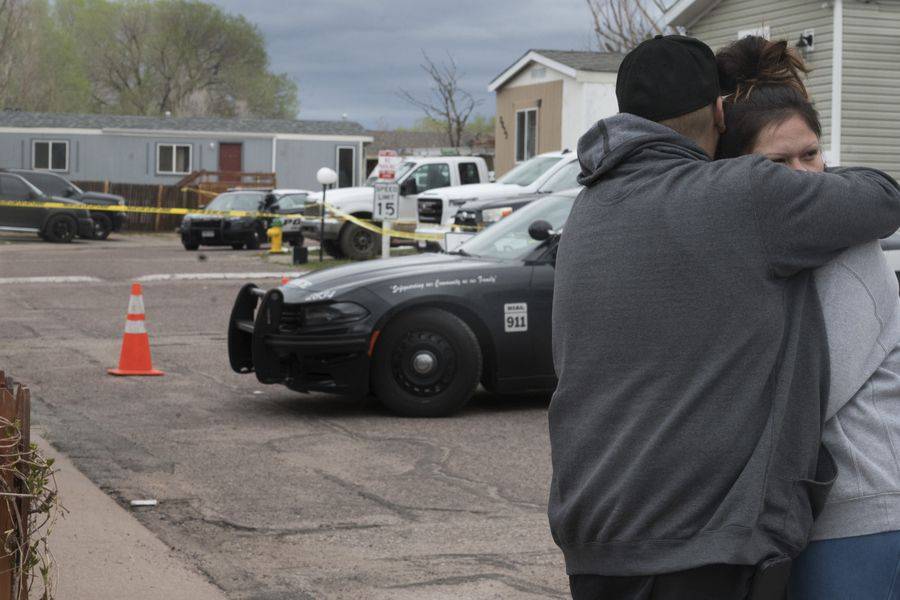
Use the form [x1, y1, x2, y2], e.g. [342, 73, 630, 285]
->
[179, 188, 311, 250]
[229, 189, 576, 417]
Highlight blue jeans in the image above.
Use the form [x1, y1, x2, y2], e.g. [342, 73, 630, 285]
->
[789, 530, 900, 600]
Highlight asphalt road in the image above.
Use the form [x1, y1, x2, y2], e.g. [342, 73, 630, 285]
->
[0, 233, 565, 600]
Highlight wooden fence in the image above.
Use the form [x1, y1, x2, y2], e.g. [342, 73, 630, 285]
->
[74, 181, 204, 233]
[0, 372, 29, 600]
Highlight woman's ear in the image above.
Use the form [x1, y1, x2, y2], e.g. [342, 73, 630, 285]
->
[714, 97, 726, 134]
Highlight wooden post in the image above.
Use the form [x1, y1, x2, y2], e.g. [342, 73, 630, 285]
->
[154, 185, 164, 232]
[103, 180, 109, 194]
[0, 372, 30, 600]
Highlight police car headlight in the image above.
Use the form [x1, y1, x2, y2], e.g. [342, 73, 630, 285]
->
[303, 302, 369, 326]
[482, 207, 514, 223]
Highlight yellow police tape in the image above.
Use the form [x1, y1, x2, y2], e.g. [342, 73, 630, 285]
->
[0, 198, 447, 242]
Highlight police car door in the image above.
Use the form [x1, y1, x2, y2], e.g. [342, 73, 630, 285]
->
[527, 241, 558, 383]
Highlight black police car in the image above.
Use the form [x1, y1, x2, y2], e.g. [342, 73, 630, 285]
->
[180, 190, 273, 250]
[228, 189, 575, 417]
[180, 189, 311, 250]
[5, 169, 127, 240]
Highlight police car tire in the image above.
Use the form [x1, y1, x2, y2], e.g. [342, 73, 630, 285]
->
[372, 308, 482, 418]
[245, 230, 261, 250]
[183, 240, 199, 251]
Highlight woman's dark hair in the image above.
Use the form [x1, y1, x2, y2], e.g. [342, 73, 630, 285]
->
[716, 36, 822, 159]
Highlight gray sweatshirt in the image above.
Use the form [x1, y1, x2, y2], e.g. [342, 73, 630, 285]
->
[549, 114, 900, 576]
[813, 242, 900, 540]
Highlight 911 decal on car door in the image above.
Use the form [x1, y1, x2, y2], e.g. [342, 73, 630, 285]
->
[504, 303, 528, 333]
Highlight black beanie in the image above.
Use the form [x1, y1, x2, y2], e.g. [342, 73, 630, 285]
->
[616, 35, 721, 122]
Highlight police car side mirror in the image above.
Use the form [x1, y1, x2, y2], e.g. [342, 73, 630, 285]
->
[528, 220, 553, 241]
[400, 178, 418, 196]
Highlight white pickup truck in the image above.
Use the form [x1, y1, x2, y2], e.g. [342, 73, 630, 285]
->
[415, 150, 578, 248]
[301, 155, 490, 260]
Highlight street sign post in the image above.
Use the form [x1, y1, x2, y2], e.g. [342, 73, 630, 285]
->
[373, 181, 399, 259]
[375, 150, 401, 259]
[373, 182, 399, 221]
[377, 149, 401, 181]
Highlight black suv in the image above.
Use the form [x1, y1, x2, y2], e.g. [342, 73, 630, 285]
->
[4, 169, 127, 240]
[0, 172, 93, 242]
[180, 190, 274, 250]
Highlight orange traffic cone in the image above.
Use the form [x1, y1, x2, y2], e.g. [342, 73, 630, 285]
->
[108, 283, 164, 376]
[281, 275, 290, 285]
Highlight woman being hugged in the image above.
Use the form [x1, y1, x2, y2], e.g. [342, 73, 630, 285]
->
[717, 36, 900, 599]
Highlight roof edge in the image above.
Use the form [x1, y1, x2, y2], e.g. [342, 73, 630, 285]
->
[488, 50, 578, 92]
[662, 0, 721, 28]
[0, 110, 368, 137]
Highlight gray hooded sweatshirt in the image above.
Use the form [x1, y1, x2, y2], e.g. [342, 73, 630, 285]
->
[814, 243, 900, 541]
[549, 114, 900, 576]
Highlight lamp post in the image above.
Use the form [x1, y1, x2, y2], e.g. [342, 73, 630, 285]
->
[316, 167, 338, 262]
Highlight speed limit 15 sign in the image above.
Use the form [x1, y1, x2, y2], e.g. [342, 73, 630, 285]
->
[373, 182, 400, 221]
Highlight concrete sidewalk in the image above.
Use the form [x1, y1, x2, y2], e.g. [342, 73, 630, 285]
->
[33, 432, 228, 600]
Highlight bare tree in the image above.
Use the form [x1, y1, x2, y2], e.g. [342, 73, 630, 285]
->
[586, 0, 681, 53]
[0, 0, 28, 99]
[399, 52, 481, 148]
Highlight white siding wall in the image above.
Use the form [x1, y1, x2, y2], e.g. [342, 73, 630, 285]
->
[842, 1, 900, 179]
[688, 0, 835, 151]
[560, 81, 618, 153]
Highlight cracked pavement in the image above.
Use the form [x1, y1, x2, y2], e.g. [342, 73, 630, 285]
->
[0, 234, 567, 599]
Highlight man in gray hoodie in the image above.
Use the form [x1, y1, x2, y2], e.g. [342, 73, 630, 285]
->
[549, 35, 900, 599]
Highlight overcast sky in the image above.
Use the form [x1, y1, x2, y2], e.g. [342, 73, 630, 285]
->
[209, 0, 595, 128]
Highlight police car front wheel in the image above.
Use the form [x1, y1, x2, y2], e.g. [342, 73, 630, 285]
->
[372, 308, 482, 417]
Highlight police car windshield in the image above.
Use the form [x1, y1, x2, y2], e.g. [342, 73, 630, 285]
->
[458, 193, 574, 260]
[496, 156, 562, 186]
[207, 193, 264, 212]
[276, 194, 308, 210]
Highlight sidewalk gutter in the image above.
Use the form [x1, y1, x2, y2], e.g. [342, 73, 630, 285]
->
[33, 432, 228, 600]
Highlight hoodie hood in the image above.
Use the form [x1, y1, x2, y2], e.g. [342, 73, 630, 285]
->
[576, 113, 710, 187]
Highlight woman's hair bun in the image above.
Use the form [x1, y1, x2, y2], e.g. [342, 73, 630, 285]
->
[717, 36, 810, 100]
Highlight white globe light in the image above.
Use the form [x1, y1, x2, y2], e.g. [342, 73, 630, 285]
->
[316, 167, 338, 186]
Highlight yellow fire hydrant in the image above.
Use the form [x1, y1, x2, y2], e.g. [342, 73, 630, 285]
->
[267, 218, 284, 254]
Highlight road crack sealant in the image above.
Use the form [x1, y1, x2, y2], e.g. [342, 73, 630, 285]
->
[318, 418, 546, 513]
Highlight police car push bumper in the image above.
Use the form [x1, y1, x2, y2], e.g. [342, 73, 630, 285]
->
[228, 284, 372, 395]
